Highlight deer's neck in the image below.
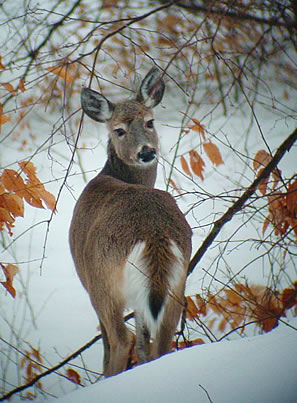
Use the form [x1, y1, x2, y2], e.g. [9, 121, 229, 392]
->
[100, 141, 157, 188]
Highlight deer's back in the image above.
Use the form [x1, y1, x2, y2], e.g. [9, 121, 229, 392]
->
[69, 174, 192, 283]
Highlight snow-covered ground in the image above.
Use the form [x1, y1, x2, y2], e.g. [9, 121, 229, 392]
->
[55, 318, 297, 403]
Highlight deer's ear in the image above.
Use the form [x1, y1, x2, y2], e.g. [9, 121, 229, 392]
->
[81, 88, 114, 122]
[137, 67, 165, 108]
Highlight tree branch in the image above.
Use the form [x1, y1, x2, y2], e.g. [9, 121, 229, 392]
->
[0, 335, 99, 401]
[172, 0, 296, 29]
[188, 127, 297, 276]
[0, 313, 134, 401]
[2, 0, 83, 108]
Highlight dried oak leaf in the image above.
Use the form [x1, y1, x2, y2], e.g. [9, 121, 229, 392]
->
[0, 207, 15, 234]
[247, 285, 282, 333]
[1, 169, 25, 192]
[19, 161, 56, 212]
[186, 296, 200, 321]
[47, 65, 74, 83]
[189, 150, 205, 180]
[203, 141, 224, 166]
[0, 56, 5, 70]
[286, 179, 297, 217]
[224, 289, 242, 305]
[266, 193, 289, 236]
[180, 155, 192, 178]
[195, 294, 208, 316]
[66, 368, 81, 385]
[168, 178, 181, 195]
[188, 118, 206, 140]
[0, 193, 24, 217]
[0, 113, 10, 125]
[176, 338, 205, 350]
[19, 79, 26, 93]
[281, 283, 297, 311]
[253, 150, 272, 171]
[256, 168, 269, 195]
[1, 263, 19, 298]
[1, 82, 17, 96]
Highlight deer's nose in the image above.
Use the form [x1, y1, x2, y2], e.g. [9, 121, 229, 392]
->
[137, 145, 157, 163]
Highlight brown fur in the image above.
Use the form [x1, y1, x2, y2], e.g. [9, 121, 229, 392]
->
[69, 68, 192, 377]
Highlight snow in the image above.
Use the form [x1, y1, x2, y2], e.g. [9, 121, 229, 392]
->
[54, 318, 297, 403]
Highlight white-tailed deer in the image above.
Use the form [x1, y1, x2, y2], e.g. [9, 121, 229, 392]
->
[69, 68, 192, 377]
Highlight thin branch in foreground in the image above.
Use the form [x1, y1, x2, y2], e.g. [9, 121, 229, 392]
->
[199, 383, 214, 403]
[0, 334, 101, 401]
[0, 313, 134, 401]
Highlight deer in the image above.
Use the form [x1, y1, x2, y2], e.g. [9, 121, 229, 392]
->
[69, 67, 192, 377]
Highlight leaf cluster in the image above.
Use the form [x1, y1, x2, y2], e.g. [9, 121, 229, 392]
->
[186, 281, 297, 336]
[0, 161, 56, 236]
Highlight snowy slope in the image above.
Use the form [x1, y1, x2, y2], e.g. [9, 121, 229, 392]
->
[54, 319, 297, 403]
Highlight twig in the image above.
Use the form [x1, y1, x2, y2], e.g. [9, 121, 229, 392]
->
[188, 126, 297, 275]
[0, 334, 100, 401]
[199, 384, 214, 403]
[2, 0, 83, 108]
[0, 312, 134, 401]
[174, 1, 295, 29]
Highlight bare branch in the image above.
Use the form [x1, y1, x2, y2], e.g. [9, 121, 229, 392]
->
[0, 313, 134, 401]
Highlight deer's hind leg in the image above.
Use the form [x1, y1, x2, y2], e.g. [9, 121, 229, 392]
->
[135, 312, 151, 364]
[151, 281, 186, 360]
[95, 301, 134, 377]
[89, 278, 134, 377]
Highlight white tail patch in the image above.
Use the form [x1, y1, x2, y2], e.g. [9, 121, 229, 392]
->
[123, 240, 186, 338]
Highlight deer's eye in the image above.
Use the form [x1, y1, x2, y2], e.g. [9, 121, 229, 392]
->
[146, 119, 154, 129]
[114, 128, 126, 137]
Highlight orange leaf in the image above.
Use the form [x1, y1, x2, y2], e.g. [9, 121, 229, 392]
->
[176, 338, 205, 350]
[195, 294, 208, 316]
[281, 286, 297, 310]
[256, 168, 269, 195]
[19, 79, 26, 93]
[188, 118, 206, 140]
[168, 178, 181, 195]
[0, 193, 24, 217]
[203, 141, 224, 166]
[189, 150, 205, 180]
[253, 150, 272, 171]
[1, 169, 25, 192]
[1, 263, 19, 298]
[0, 114, 10, 125]
[39, 189, 57, 211]
[218, 317, 227, 333]
[47, 65, 74, 83]
[286, 179, 297, 216]
[262, 214, 271, 235]
[0, 56, 5, 70]
[66, 368, 81, 385]
[18, 161, 37, 179]
[19, 161, 57, 212]
[180, 155, 192, 177]
[1, 82, 17, 96]
[271, 168, 281, 189]
[21, 186, 44, 209]
[186, 296, 200, 321]
[0, 207, 15, 234]
[225, 289, 242, 305]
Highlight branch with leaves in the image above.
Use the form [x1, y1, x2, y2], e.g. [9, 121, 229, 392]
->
[188, 127, 297, 275]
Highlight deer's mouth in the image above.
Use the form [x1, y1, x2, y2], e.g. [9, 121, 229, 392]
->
[137, 145, 157, 164]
